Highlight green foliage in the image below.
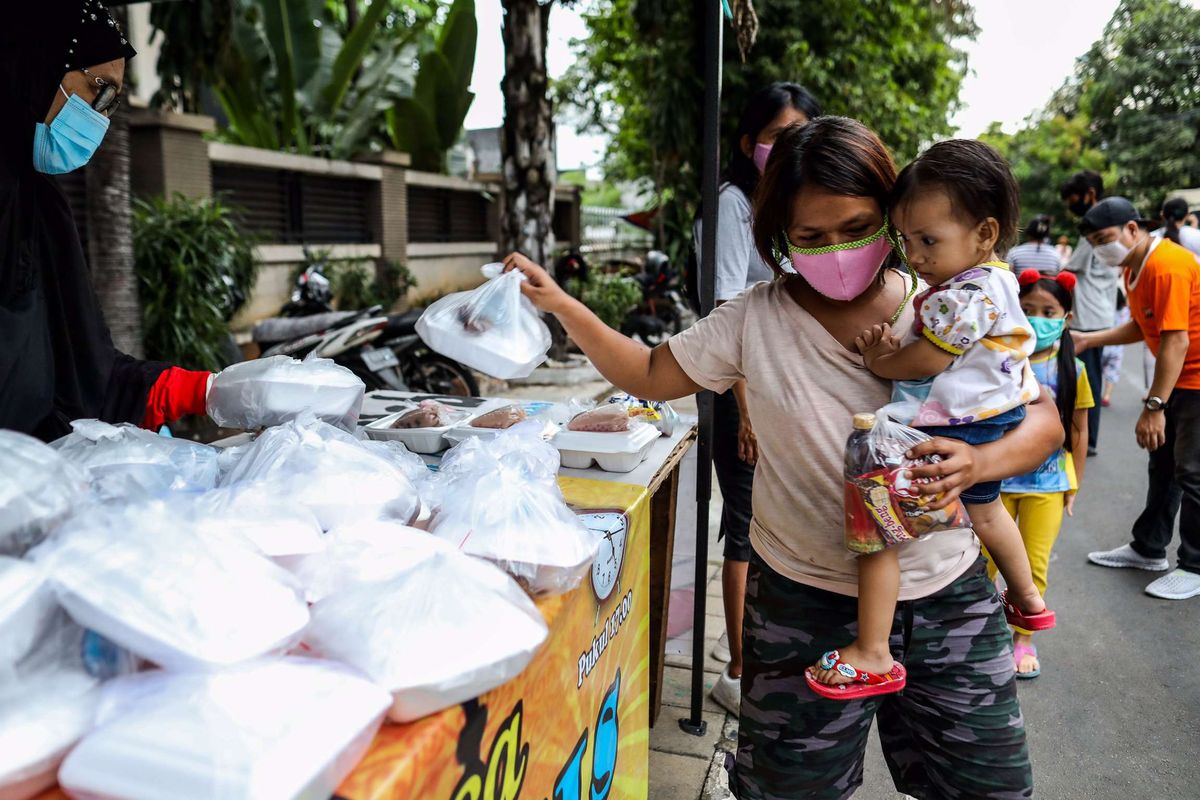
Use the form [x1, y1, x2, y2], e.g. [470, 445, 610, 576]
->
[558, 0, 978, 264]
[150, 1, 470, 163]
[301, 251, 418, 310]
[133, 195, 259, 373]
[388, 0, 477, 171]
[979, 115, 1115, 239]
[983, 0, 1200, 228]
[567, 273, 642, 330]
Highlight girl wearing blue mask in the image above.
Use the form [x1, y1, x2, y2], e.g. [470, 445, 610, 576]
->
[996, 269, 1094, 678]
[1, 4, 212, 440]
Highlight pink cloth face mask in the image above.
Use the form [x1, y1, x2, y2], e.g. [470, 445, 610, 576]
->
[753, 143, 773, 174]
[785, 221, 895, 301]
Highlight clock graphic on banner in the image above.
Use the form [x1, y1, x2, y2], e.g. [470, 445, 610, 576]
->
[577, 510, 629, 602]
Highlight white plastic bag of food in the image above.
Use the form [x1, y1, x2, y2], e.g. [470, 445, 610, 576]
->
[35, 501, 310, 670]
[416, 263, 551, 380]
[220, 415, 420, 530]
[304, 549, 547, 722]
[207, 355, 366, 431]
[187, 484, 326, 559]
[0, 558, 58, 671]
[0, 612, 106, 800]
[289, 521, 454, 603]
[58, 658, 390, 800]
[0, 431, 89, 557]
[50, 420, 218, 503]
[429, 427, 597, 596]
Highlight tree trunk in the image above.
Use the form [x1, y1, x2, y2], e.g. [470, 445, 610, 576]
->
[501, 0, 569, 358]
[86, 70, 142, 357]
[500, 0, 555, 264]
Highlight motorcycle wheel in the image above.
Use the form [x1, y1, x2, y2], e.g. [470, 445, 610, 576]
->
[402, 351, 479, 397]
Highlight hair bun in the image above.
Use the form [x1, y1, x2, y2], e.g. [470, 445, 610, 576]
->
[1017, 268, 1042, 286]
[1055, 271, 1077, 293]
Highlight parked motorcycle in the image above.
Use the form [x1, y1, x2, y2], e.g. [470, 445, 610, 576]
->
[619, 250, 696, 345]
[251, 263, 478, 396]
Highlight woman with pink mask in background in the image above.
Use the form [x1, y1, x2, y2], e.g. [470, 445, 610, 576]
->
[691, 81, 821, 715]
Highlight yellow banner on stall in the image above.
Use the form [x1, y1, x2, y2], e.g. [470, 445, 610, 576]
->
[337, 476, 651, 800]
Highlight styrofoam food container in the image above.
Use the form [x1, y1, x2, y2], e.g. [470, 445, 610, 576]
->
[0, 670, 98, 800]
[443, 416, 559, 445]
[58, 658, 390, 800]
[364, 406, 473, 454]
[554, 423, 660, 472]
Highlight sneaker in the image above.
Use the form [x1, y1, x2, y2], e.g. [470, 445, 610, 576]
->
[710, 665, 741, 716]
[1087, 543, 1170, 571]
[711, 631, 731, 663]
[1145, 569, 1200, 600]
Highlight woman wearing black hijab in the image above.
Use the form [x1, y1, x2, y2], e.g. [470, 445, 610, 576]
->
[1, 1, 211, 440]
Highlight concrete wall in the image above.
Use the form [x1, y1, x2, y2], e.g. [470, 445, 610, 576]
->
[406, 241, 498, 304]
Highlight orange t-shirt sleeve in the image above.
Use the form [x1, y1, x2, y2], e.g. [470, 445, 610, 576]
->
[1156, 268, 1194, 332]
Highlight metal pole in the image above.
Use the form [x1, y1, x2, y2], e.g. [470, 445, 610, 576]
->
[679, 0, 722, 738]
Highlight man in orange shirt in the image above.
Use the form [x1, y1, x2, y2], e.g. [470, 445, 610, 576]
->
[1073, 198, 1200, 600]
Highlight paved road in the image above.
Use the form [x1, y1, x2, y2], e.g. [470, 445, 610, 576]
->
[851, 351, 1200, 799]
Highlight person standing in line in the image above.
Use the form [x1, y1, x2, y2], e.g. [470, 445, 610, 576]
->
[693, 81, 822, 715]
[1060, 170, 1117, 456]
[1141, 199, 1200, 392]
[1008, 215, 1063, 273]
[1055, 234, 1074, 267]
[996, 270, 1094, 678]
[1075, 198, 1200, 601]
[1100, 289, 1130, 407]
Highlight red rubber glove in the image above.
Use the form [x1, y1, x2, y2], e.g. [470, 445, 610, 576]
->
[142, 368, 212, 430]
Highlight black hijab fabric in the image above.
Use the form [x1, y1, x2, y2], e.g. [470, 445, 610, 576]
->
[1, 2, 168, 440]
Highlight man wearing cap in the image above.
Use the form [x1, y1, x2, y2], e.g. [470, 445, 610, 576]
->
[1061, 170, 1116, 456]
[1074, 197, 1200, 600]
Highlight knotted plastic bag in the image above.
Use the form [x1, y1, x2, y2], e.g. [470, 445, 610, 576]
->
[429, 427, 598, 596]
[220, 415, 420, 530]
[0, 431, 88, 557]
[207, 355, 366, 431]
[58, 658, 390, 800]
[33, 500, 310, 670]
[416, 263, 552, 379]
[0, 615, 102, 800]
[50, 420, 218, 503]
[303, 549, 548, 723]
[843, 412, 970, 556]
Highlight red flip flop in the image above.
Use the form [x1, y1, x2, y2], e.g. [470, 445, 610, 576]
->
[1000, 590, 1056, 631]
[804, 649, 907, 701]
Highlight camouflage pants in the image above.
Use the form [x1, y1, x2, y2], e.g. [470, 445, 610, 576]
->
[732, 554, 1032, 800]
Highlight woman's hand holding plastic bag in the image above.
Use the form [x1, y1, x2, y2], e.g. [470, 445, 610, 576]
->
[416, 262, 552, 380]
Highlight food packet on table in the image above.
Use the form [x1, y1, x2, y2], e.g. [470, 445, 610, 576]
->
[303, 549, 547, 723]
[220, 414, 420, 530]
[0, 431, 88, 557]
[32, 500, 310, 670]
[416, 263, 552, 380]
[58, 657, 390, 800]
[843, 412, 970, 556]
[606, 392, 679, 436]
[206, 355, 366, 431]
[469, 403, 528, 429]
[567, 403, 633, 432]
[429, 456, 598, 596]
[289, 520, 455, 603]
[391, 399, 461, 429]
[186, 483, 326, 560]
[0, 615, 104, 800]
[49, 420, 218, 504]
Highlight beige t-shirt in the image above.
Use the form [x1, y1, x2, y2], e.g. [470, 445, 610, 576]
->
[669, 278, 978, 600]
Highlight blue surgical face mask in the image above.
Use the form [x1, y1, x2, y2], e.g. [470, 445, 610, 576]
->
[1028, 316, 1066, 351]
[33, 88, 110, 175]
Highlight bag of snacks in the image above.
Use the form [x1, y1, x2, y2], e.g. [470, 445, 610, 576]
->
[843, 412, 970, 555]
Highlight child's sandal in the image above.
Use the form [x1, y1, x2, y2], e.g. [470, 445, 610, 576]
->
[804, 649, 907, 701]
[1000, 590, 1056, 631]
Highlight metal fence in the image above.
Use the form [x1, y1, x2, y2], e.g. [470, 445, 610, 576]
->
[580, 205, 654, 262]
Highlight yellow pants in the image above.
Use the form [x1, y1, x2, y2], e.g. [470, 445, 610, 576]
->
[984, 491, 1066, 637]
